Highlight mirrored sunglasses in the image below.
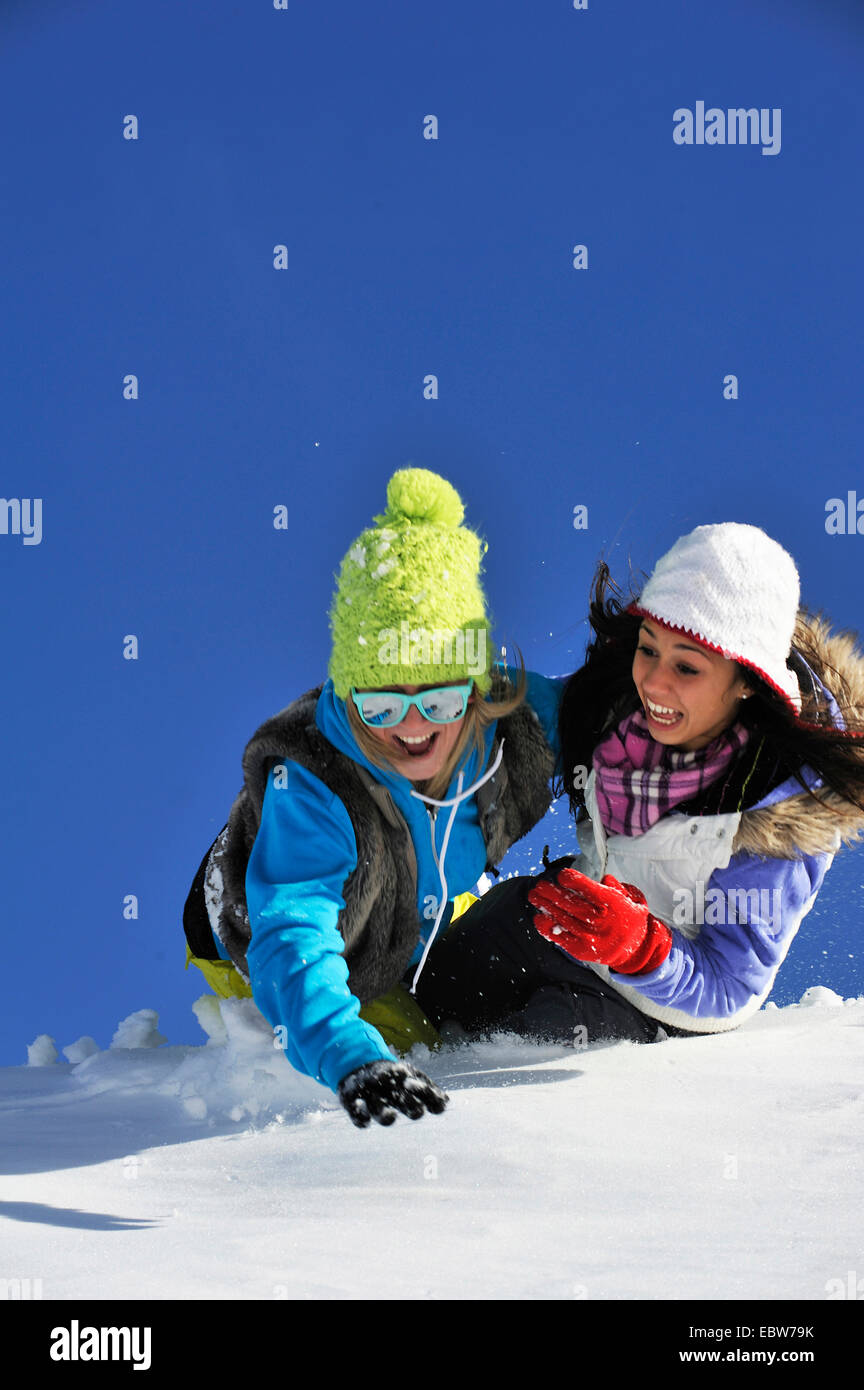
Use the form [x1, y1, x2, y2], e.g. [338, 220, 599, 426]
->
[350, 682, 473, 728]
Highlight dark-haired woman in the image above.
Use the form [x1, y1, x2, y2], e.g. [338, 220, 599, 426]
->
[415, 523, 864, 1046]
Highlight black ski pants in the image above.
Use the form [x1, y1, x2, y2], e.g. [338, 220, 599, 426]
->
[414, 859, 692, 1047]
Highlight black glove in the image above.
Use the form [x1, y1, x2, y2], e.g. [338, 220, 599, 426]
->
[337, 1060, 449, 1129]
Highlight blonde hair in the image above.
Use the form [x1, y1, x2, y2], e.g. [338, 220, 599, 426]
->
[345, 664, 527, 801]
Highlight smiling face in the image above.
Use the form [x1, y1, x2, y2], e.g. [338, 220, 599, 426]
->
[355, 681, 473, 782]
[632, 621, 752, 751]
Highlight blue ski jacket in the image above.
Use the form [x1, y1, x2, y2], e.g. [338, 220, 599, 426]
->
[237, 671, 563, 1091]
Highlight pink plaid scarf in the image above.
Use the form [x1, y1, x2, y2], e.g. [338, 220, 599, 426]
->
[592, 709, 749, 837]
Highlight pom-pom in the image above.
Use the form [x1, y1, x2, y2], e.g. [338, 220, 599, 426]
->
[385, 468, 465, 528]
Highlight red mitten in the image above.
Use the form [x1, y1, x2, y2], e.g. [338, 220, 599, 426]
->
[526, 867, 672, 975]
[609, 876, 648, 907]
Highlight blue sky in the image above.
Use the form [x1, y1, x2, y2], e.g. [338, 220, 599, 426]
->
[2, 0, 863, 1062]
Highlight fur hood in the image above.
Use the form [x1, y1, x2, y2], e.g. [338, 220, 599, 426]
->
[732, 613, 864, 860]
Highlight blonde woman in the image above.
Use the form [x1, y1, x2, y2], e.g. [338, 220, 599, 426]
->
[183, 468, 562, 1126]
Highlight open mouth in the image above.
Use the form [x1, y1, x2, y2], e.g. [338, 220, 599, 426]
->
[644, 698, 683, 729]
[395, 731, 438, 757]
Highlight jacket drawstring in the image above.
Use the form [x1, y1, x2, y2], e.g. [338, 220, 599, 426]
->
[407, 739, 506, 994]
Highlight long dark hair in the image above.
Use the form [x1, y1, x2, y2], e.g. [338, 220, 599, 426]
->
[557, 561, 864, 818]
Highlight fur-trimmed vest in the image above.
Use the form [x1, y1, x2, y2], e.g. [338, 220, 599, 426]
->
[191, 679, 555, 1002]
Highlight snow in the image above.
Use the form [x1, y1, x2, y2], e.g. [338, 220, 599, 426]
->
[109, 1009, 167, 1051]
[61, 1037, 100, 1064]
[797, 986, 845, 1009]
[3, 992, 863, 1301]
[25, 1035, 59, 1067]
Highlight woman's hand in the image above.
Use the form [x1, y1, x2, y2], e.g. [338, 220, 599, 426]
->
[527, 867, 673, 975]
[337, 1060, 449, 1128]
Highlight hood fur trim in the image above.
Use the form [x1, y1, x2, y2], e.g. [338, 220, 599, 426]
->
[733, 788, 864, 859]
[731, 613, 864, 859]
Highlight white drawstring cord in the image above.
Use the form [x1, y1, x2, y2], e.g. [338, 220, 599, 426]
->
[408, 739, 505, 993]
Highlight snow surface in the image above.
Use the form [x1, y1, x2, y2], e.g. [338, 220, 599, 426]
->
[2, 989, 863, 1302]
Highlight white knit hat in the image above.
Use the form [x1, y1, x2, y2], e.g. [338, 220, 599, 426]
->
[631, 523, 802, 714]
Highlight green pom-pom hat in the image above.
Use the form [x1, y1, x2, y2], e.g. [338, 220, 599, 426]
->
[328, 467, 493, 698]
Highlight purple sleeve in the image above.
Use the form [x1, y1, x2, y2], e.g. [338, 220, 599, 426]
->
[608, 848, 833, 1022]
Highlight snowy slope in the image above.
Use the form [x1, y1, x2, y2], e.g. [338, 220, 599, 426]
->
[2, 989, 863, 1303]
